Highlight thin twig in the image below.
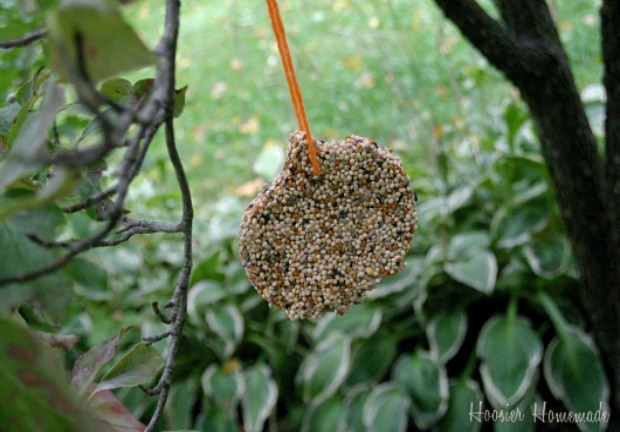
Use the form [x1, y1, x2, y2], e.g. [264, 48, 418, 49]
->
[142, 1, 191, 430]
[62, 186, 118, 213]
[0, 101, 166, 285]
[96, 220, 181, 247]
[143, 329, 173, 344]
[152, 301, 172, 324]
[0, 28, 46, 49]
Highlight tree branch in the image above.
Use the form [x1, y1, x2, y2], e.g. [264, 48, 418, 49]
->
[141, 1, 190, 430]
[431, 0, 550, 83]
[0, 28, 46, 49]
[0, 103, 165, 285]
[62, 186, 118, 213]
[602, 0, 620, 272]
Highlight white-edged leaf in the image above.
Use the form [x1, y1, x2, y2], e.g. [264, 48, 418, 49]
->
[198, 401, 237, 432]
[343, 383, 373, 431]
[187, 281, 226, 325]
[543, 326, 609, 432]
[312, 302, 382, 342]
[346, 334, 398, 386]
[368, 257, 419, 298]
[427, 310, 468, 364]
[493, 387, 536, 432]
[446, 185, 474, 212]
[301, 396, 347, 432]
[393, 350, 448, 429]
[492, 196, 549, 248]
[297, 333, 351, 403]
[242, 364, 278, 432]
[201, 363, 244, 409]
[206, 304, 244, 344]
[523, 236, 571, 279]
[363, 383, 410, 432]
[433, 380, 483, 432]
[447, 231, 491, 260]
[445, 251, 497, 294]
[477, 315, 542, 409]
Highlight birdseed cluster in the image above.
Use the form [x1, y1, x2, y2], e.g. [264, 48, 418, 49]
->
[239, 131, 417, 320]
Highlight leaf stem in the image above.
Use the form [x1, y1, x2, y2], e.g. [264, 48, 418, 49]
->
[537, 291, 570, 340]
[507, 295, 518, 321]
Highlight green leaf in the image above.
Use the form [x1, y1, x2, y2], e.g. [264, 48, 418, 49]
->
[523, 236, 571, 279]
[197, 401, 237, 432]
[492, 196, 549, 248]
[343, 384, 372, 431]
[0, 315, 102, 431]
[253, 141, 285, 179]
[543, 326, 609, 432]
[100, 78, 132, 103]
[95, 343, 163, 393]
[301, 396, 347, 432]
[447, 232, 491, 260]
[346, 333, 397, 386]
[427, 310, 468, 363]
[88, 389, 144, 432]
[0, 203, 72, 319]
[191, 251, 225, 283]
[297, 333, 351, 403]
[393, 350, 448, 429]
[187, 280, 227, 325]
[67, 257, 109, 301]
[446, 185, 474, 213]
[0, 200, 65, 263]
[242, 364, 278, 432]
[363, 383, 410, 432]
[433, 380, 483, 432]
[201, 363, 244, 409]
[493, 391, 536, 432]
[0, 102, 20, 134]
[46, 0, 155, 83]
[131, 78, 155, 108]
[206, 303, 244, 357]
[503, 102, 530, 148]
[71, 327, 130, 395]
[0, 82, 65, 192]
[165, 379, 200, 430]
[173, 85, 188, 118]
[477, 315, 542, 409]
[312, 302, 382, 342]
[0, 168, 79, 220]
[368, 257, 419, 298]
[77, 110, 111, 145]
[445, 251, 497, 294]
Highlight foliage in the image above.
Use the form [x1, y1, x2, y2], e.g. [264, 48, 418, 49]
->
[0, 1, 611, 432]
[139, 98, 606, 431]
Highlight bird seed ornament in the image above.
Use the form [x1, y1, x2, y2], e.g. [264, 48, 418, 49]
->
[239, 131, 417, 320]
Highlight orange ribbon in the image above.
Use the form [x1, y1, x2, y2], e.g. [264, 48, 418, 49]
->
[266, 0, 320, 175]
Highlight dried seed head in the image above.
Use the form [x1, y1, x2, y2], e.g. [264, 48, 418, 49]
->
[239, 131, 417, 320]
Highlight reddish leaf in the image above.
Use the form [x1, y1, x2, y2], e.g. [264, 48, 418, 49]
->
[0, 316, 102, 431]
[72, 327, 131, 394]
[88, 390, 145, 432]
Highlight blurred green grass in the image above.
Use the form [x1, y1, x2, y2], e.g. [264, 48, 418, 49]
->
[123, 0, 601, 204]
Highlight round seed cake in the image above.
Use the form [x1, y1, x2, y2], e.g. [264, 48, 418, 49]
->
[239, 131, 417, 319]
